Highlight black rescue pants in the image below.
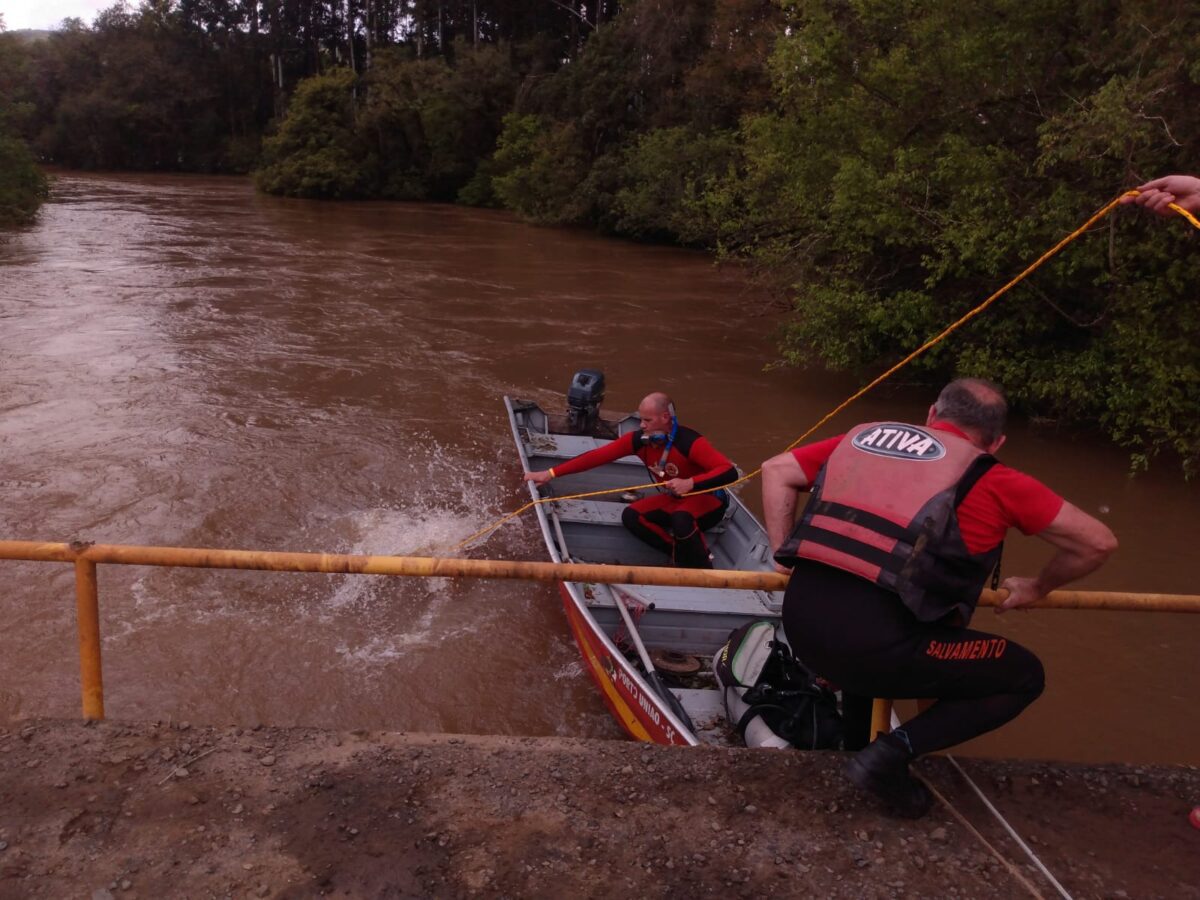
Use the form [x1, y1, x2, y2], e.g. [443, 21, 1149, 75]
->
[781, 560, 1045, 757]
[620, 502, 726, 568]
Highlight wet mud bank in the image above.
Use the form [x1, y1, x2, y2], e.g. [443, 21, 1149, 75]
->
[1, 720, 1196, 899]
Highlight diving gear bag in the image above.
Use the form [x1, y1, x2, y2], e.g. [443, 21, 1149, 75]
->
[713, 621, 843, 750]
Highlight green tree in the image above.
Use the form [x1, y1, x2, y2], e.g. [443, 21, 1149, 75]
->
[713, 0, 1200, 472]
[358, 41, 517, 201]
[256, 67, 372, 198]
[610, 126, 738, 243]
[488, 113, 590, 222]
[0, 31, 49, 225]
[483, 0, 736, 228]
[21, 4, 233, 170]
[0, 130, 48, 225]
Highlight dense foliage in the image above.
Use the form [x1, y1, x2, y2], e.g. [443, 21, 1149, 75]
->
[2, 0, 1198, 470]
[257, 42, 518, 200]
[0, 1, 613, 174]
[479, 0, 1200, 473]
[735, 1, 1200, 474]
[0, 26, 48, 224]
[0, 128, 48, 225]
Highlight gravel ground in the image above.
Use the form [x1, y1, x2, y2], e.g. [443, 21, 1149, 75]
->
[1, 720, 1197, 899]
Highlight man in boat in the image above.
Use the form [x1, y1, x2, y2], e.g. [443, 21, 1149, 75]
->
[761, 378, 1117, 818]
[524, 392, 738, 569]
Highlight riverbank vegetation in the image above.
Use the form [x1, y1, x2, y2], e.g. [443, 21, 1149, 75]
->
[0, 19, 49, 224]
[1, 1, 1196, 471]
[0, 122, 48, 227]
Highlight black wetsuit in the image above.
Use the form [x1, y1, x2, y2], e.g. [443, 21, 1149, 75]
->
[783, 560, 1045, 756]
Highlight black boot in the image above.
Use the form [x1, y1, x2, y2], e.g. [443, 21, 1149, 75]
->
[671, 526, 713, 569]
[845, 732, 933, 819]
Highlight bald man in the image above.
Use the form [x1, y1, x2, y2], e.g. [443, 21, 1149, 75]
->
[762, 378, 1116, 817]
[525, 393, 737, 568]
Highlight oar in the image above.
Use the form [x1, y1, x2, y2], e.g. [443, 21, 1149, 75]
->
[611, 586, 696, 734]
[539, 502, 698, 733]
[1, 541, 1198, 613]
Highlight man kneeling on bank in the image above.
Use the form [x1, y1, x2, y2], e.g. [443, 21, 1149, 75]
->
[525, 392, 737, 568]
[762, 378, 1117, 818]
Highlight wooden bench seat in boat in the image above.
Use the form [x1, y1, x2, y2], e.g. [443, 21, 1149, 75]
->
[544, 499, 779, 616]
[549, 497, 729, 533]
[597, 583, 780, 617]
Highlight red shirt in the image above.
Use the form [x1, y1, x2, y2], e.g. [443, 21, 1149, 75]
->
[790, 422, 1063, 554]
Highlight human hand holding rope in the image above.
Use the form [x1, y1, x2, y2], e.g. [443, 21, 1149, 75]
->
[1120, 175, 1200, 219]
[663, 477, 693, 497]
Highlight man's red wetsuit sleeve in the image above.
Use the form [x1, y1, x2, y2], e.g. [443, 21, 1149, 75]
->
[549, 432, 638, 477]
[688, 437, 738, 492]
[789, 435, 844, 484]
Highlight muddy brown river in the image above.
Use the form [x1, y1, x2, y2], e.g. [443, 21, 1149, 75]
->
[2, 173, 1197, 765]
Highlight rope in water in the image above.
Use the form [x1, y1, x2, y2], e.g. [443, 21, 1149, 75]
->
[453, 191, 1199, 551]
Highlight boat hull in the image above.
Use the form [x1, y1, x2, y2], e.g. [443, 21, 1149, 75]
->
[559, 583, 691, 746]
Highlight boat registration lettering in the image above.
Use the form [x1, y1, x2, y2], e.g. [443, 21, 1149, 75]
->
[612, 663, 665, 730]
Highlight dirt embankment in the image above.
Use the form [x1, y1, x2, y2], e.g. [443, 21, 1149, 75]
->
[0, 720, 1197, 899]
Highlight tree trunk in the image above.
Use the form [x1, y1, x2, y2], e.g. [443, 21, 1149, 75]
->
[571, 0, 580, 57]
[364, 0, 373, 70]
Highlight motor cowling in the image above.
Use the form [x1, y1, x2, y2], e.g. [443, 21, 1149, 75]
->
[566, 369, 605, 434]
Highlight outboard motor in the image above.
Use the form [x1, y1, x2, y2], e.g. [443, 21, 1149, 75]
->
[566, 369, 605, 434]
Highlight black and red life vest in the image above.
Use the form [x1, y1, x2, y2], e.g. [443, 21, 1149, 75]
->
[775, 421, 1002, 624]
[628, 426, 734, 498]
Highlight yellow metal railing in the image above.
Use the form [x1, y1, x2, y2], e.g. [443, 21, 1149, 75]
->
[2, 539, 1197, 722]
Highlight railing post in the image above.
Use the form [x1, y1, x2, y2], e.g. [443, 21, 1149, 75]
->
[870, 697, 892, 740]
[73, 558, 104, 720]
[870, 698, 934, 742]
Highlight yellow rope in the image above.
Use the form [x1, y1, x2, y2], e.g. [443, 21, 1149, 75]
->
[1168, 201, 1200, 229]
[452, 478, 665, 550]
[456, 191, 1199, 550]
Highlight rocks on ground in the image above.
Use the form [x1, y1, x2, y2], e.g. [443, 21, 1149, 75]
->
[0, 720, 1197, 898]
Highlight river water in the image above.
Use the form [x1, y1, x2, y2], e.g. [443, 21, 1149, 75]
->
[1, 173, 1197, 765]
